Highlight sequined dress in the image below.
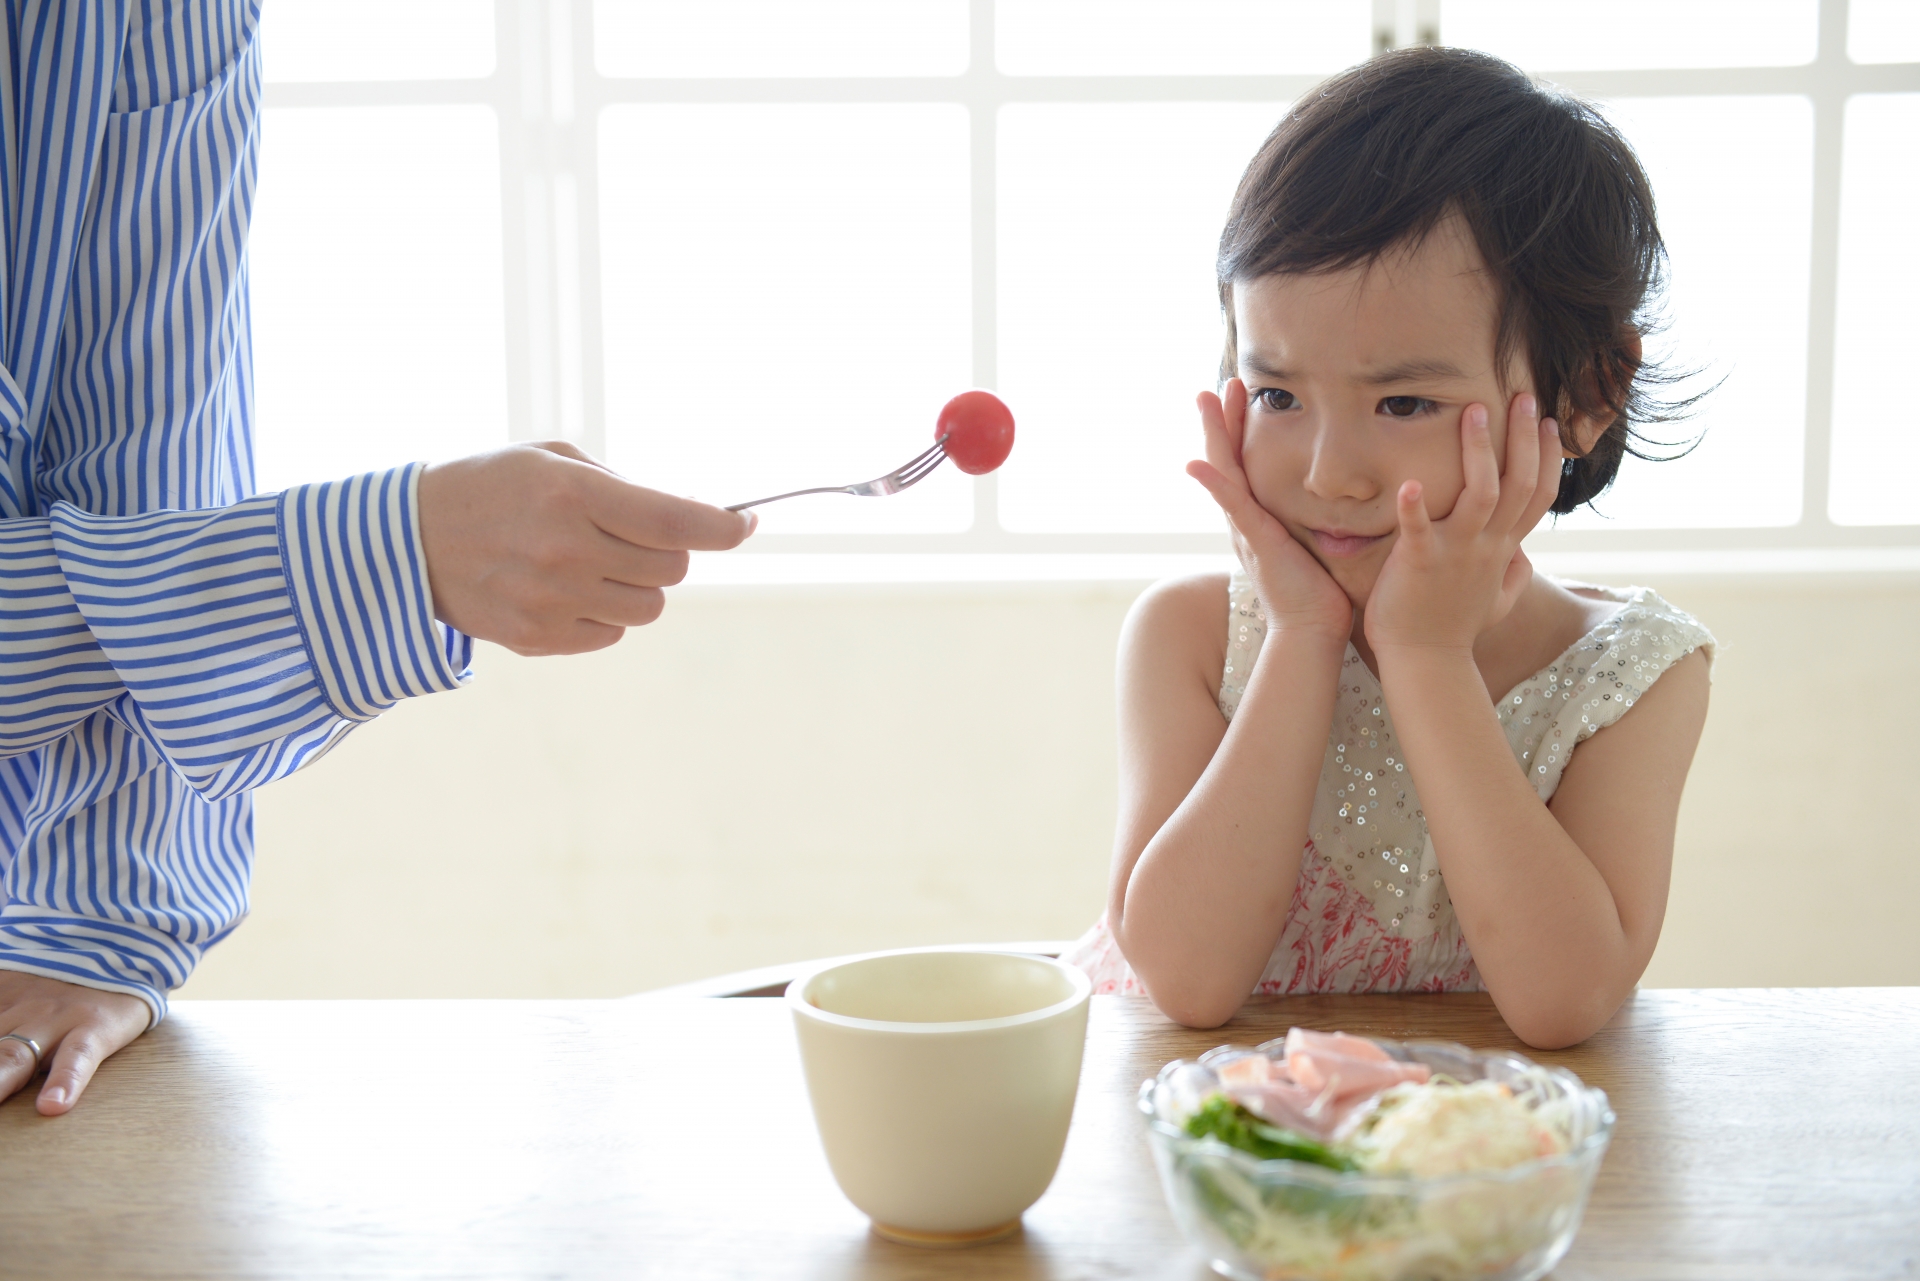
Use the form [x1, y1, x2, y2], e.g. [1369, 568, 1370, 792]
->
[1063, 575, 1715, 997]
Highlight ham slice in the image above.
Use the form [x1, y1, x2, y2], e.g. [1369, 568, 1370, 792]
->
[1285, 1028, 1392, 1063]
[1209, 1030, 1433, 1141]
[1216, 1056, 1333, 1136]
[1284, 1027, 1431, 1102]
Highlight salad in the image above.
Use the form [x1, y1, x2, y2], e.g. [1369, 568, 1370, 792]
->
[1141, 1029, 1613, 1281]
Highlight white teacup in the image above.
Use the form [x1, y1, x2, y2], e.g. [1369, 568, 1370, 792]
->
[787, 948, 1093, 1246]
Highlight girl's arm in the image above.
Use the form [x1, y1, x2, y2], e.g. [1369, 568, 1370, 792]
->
[1377, 645, 1707, 1048]
[1367, 395, 1708, 1048]
[1109, 383, 1352, 1027]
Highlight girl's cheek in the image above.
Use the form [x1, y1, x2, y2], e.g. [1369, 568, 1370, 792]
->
[1408, 439, 1470, 518]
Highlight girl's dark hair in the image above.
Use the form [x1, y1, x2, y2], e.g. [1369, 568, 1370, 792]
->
[1218, 47, 1695, 513]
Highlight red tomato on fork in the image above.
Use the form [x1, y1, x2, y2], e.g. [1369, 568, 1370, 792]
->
[937, 391, 1015, 475]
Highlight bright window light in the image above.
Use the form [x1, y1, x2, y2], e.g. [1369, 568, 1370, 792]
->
[593, 0, 970, 78]
[598, 105, 974, 533]
[1848, 0, 1920, 64]
[251, 107, 509, 493]
[997, 102, 1285, 533]
[995, 0, 1369, 76]
[260, 0, 495, 83]
[1444, 0, 1818, 70]
[1829, 94, 1920, 526]
[1549, 96, 1813, 531]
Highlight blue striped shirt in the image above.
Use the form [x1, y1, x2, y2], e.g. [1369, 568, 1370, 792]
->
[0, 0, 471, 1023]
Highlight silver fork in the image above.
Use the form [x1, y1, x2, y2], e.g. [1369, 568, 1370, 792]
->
[725, 436, 950, 512]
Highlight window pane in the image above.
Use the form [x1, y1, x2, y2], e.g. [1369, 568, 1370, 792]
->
[1829, 95, 1920, 526]
[1849, 0, 1920, 65]
[252, 107, 509, 493]
[599, 105, 974, 532]
[594, 0, 969, 77]
[997, 102, 1285, 533]
[1548, 97, 1812, 531]
[996, 1, 1369, 76]
[1444, 0, 1817, 70]
[261, 0, 494, 83]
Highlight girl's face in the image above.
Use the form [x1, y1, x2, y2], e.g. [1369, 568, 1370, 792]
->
[1234, 215, 1534, 608]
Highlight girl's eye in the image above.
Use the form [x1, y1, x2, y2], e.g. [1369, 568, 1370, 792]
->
[1254, 388, 1298, 412]
[1379, 396, 1438, 419]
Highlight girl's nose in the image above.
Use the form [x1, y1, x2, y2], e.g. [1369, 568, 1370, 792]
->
[1301, 414, 1378, 502]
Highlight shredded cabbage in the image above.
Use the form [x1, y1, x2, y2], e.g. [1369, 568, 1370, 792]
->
[1345, 1078, 1568, 1177]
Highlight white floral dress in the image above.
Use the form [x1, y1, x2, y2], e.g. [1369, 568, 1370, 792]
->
[1064, 576, 1715, 996]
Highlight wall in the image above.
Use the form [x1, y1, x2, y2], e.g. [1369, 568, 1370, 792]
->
[175, 574, 1920, 1000]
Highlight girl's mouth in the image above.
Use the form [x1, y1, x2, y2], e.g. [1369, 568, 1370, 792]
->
[1309, 528, 1387, 558]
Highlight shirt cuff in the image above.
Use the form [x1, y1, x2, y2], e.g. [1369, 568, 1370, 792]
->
[0, 913, 181, 1027]
[278, 464, 473, 722]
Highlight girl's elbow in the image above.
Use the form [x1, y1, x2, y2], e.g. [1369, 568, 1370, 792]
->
[1500, 994, 1621, 1050]
[1109, 919, 1256, 1028]
[1140, 975, 1246, 1030]
[1507, 1018, 1593, 1051]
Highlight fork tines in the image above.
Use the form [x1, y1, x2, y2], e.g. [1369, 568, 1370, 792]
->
[894, 438, 949, 487]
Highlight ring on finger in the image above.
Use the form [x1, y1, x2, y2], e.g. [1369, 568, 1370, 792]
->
[0, 1032, 42, 1072]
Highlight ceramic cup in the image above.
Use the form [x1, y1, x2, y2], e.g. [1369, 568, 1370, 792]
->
[787, 948, 1093, 1247]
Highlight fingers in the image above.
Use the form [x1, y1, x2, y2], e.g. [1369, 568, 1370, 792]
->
[1187, 458, 1285, 545]
[580, 580, 667, 630]
[504, 617, 627, 658]
[1194, 389, 1232, 482]
[1194, 381, 1286, 532]
[1518, 415, 1563, 536]
[1221, 378, 1249, 461]
[595, 534, 692, 590]
[1198, 380, 1256, 477]
[486, 569, 664, 654]
[1395, 479, 1433, 549]
[0, 1031, 38, 1105]
[0, 975, 150, 1116]
[583, 474, 756, 553]
[37, 1028, 109, 1116]
[1451, 403, 1501, 528]
[1489, 393, 1545, 534]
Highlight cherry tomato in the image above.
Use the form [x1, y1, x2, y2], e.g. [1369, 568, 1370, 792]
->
[937, 390, 1015, 475]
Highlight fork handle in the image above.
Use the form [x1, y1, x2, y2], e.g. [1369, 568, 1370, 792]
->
[724, 485, 853, 512]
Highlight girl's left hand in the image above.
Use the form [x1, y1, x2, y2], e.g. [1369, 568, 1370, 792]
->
[1364, 394, 1563, 655]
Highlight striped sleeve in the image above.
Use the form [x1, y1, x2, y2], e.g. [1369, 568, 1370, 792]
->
[0, 461, 471, 1020]
[44, 462, 470, 802]
[279, 466, 474, 721]
[0, 521, 118, 754]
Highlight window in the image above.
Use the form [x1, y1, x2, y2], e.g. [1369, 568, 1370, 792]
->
[255, 0, 1920, 580]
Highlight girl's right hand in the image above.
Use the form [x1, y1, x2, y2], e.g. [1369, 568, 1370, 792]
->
[1187, 379, 1352, 644]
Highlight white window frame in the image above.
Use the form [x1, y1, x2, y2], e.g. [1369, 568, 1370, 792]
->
[265, 0, 1920, 578]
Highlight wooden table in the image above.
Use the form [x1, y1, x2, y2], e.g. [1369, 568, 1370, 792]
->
[2, 989, 1915, 1279]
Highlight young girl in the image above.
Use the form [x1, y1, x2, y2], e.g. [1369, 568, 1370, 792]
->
[1063, 47, 1714, 1049]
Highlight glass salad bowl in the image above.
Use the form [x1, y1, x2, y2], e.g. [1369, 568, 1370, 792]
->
[1139, 1038, 1614, 1281]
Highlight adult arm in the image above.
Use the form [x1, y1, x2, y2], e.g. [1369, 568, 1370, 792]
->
[0, 454, 750, 1115]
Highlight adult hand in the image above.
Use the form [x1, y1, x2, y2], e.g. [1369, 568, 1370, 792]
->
[417, 442, 756, 656]
[1363, 394, 1561, 656]
[0, 971, 150, 1116]
[1186, 379, 1352, 644]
